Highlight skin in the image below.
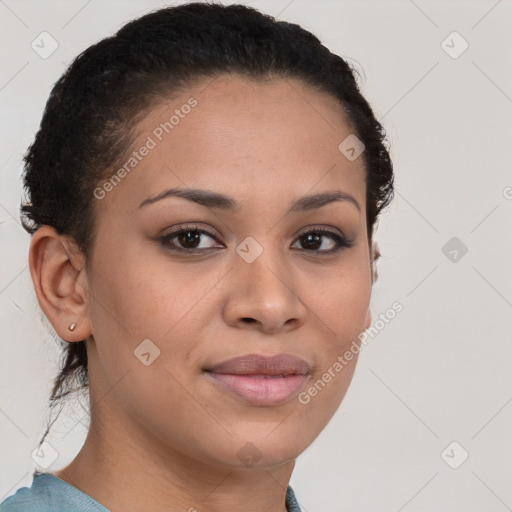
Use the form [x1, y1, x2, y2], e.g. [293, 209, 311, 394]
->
[29, 74, 375, 512]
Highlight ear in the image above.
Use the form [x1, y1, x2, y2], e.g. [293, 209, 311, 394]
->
[28, 226, 91, 342]
[371, 239, 381, 285]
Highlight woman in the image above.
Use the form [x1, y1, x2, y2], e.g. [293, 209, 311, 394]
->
[1, 2, 394, 511]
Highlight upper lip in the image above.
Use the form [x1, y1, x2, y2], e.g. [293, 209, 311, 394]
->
[205, 353, 312, 376]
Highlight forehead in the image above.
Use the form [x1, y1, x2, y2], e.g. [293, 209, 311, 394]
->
[95, 74, 366, 217]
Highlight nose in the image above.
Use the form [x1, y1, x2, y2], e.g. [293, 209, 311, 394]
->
[222, 245, 308, 334]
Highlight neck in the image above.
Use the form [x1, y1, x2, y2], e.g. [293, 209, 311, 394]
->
[53, 397, 294, 512]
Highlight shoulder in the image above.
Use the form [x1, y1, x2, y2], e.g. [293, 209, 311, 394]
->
[2, 473, 298, 512]
[0, 472, 109, 512]
[1, 473, 53, 512]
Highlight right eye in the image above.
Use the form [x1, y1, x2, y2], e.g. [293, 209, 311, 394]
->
[159, 224, 224, 252]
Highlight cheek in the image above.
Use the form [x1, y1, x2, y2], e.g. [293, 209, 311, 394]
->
[85, 252, 210, 433]
[294, 253, 370, 418]
[90, 246, 203, 337]
[296, 273, 369, 432]
[303, 256, 372, 344]
[324, 279, 371, 348]
[86, 248, 227, 392]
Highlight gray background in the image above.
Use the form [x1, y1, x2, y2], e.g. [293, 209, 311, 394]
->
[1, 1, 511, 510]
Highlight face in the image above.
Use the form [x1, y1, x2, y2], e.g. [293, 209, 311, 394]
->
[83, 74, 372, 469]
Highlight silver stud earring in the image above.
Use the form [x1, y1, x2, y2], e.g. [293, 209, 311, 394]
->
[68, 323, 77, 331]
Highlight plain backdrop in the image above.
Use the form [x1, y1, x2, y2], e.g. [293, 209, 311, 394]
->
[1, 1, 511, 511]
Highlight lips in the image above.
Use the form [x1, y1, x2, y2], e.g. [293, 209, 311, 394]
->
[206, 353, 312, 376]
[204, 353, 312, 406]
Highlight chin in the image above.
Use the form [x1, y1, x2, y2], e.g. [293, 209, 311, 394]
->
[201, 427, 312, 471]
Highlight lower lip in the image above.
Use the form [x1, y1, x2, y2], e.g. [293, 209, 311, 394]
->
[206, 372, 308, 406]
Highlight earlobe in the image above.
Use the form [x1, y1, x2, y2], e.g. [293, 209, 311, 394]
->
[28, 226, 91, 342]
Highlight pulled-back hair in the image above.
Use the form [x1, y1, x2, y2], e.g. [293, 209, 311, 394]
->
[20, 2, 394, 448]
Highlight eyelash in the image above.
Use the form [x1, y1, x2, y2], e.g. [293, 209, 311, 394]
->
[158, 223, 354, 254]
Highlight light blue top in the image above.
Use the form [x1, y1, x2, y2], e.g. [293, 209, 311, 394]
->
[1, 471, 302, 511]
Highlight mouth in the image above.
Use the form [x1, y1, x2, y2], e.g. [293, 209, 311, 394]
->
[204, 353, 312, 406]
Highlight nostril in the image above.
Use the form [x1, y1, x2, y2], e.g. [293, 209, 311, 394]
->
[241, 318, 256, 324]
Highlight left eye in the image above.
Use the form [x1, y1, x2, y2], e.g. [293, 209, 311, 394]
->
[291, 228, 353, 253]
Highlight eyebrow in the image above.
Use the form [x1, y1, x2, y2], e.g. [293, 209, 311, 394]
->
[137, 187, 361, 213]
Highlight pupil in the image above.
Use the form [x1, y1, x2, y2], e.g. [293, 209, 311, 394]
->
[303, 233, 321, 249]
[179, 230, 200, 248]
